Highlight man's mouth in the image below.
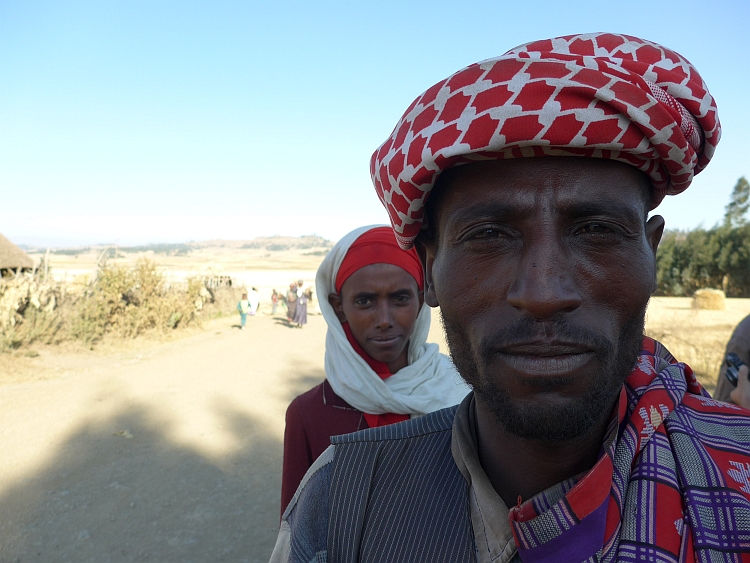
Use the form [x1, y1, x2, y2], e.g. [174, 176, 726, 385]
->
[494, 341, 596, 377]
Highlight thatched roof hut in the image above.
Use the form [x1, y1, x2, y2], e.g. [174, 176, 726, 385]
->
[0, 233, 34, 276]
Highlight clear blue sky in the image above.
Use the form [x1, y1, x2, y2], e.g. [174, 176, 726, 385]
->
[2, 0, 748, 247]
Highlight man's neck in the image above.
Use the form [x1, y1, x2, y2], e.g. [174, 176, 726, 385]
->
[474, 397, 614, 508]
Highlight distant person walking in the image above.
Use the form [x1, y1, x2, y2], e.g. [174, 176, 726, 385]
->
[285, 283, 297, 324]
[237, 293, 250, 330]
[248, 287, 260, 316]
[293, 289, 309, 328]
[271, 290, 279, 315]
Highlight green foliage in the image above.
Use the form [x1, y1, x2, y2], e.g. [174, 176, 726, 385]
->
[724, 176, 750, 228]
[656, 176, 750, 297]
[656, 223, 750, 297]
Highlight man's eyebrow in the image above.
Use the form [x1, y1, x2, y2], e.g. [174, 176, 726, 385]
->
[446, 202, 522, 225]
[561, 201, 645, 223]
[447, 200, 644, 225]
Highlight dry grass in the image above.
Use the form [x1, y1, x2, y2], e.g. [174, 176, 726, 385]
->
[645, 297, 750, 394]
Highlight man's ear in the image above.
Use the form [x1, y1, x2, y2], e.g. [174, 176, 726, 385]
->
[328, 293, 348, 324]
[645, 214, 665, 257]
[415, 236, 439, 308]
[645, 214, 665, 293]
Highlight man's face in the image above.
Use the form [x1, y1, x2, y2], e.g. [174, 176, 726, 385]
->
[420, 157, 664, 441]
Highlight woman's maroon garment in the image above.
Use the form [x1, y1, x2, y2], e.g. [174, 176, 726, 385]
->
[280, 380, 368, 516]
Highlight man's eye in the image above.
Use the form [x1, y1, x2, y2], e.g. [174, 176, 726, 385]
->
[354, 298, 372, 307]
[577, 223, 614, 235]
[468, 226, 504, 239]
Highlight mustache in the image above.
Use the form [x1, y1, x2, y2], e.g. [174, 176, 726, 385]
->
[476, 316, 614, 360]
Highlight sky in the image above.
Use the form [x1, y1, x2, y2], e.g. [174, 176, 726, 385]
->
[1, 0, 748, 247]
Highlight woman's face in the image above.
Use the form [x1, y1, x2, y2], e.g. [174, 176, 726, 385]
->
[329, 263, 423, 374]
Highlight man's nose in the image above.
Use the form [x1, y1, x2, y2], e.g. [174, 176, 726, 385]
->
[506, 238, 582, 319]
[374, 302, 394, 328]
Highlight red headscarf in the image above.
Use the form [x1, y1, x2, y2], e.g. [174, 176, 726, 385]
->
[335, 226, 424, 427]
[335, 226, 424, 292]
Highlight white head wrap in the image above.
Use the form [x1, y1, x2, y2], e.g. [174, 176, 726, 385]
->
[316, 225, 469, 415]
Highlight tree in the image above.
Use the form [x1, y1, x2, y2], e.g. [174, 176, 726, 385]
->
[714, 223, 750, 296]
[724, 176, 750, 228]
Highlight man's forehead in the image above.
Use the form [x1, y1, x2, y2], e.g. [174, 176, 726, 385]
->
[431, 157, 650, 218]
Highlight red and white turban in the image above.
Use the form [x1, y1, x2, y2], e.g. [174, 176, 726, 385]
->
[370, 33, 720, 249]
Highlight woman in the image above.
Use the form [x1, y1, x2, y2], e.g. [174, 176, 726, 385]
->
[285, 283, 297, 324]
[292, 288, 309, 328]
[280, 225, 468, 515]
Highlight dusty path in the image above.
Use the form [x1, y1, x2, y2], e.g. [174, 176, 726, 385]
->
[1, 315, 326, 563]
[0, 312, 447, 563]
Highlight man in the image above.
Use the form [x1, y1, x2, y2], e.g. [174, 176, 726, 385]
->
[714, 314, 750, 405]
[271, 33, 750, 562]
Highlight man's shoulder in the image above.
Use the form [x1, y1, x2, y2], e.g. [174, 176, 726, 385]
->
[272, 447, 334, 563]
[330, 404, 458, 445]
[325, 405, 475, 561]
[733, 313, 750, 335]
[725, 314, 750, 354]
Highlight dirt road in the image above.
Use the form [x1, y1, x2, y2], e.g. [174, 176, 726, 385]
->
[0, 312, 447, 563]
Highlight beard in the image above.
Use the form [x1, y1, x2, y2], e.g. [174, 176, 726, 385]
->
[441, 310, 646, 442]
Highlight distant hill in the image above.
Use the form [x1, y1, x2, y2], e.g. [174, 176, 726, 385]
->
[194, 235, 333, 251]
[23, 235, 334, 255]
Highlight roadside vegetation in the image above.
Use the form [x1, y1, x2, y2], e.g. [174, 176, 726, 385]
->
[0, 259, 233, 352]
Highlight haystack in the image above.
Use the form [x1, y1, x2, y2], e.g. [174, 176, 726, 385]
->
[692, 288, 726, 310]
[0, 233, 34, 277]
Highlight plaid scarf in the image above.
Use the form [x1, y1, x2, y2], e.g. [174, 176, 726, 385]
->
[508, 338, 750, 562]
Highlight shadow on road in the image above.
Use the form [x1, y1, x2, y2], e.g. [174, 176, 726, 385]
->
[278, 363, 326, 403]
[0, 400, 282, 563]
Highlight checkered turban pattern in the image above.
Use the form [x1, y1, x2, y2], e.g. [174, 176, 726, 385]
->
[370, 33, 721, 249]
